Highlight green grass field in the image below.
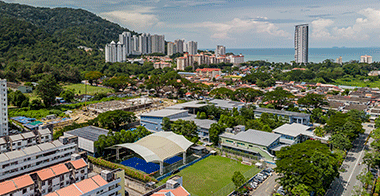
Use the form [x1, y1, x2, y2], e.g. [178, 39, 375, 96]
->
[63, 84, 113, 95]
[159, 156, 259, 196]
[334, 78, 380, 88]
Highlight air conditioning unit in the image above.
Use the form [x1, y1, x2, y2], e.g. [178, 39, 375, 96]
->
[71, 154, 81, 161]
[166, 179, 180, 189]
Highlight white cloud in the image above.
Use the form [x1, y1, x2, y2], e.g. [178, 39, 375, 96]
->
[186, 18, 291, 40]
[101, 7, 163, 31]
[311, 8, 380, 41]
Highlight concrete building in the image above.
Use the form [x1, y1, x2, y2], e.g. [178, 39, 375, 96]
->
[0, 140, 77, 181]
[272, 123, 329, 146]
[219, 128, 280, 161]
[196, 68, 222, 78]
[361, 55, 373, 64]
[0, 137, 7, 153]
[253, 107, 311, 125]
[336, 56, 343, 65]
[64, 126, 109, 157]
[209, 99, 246, 110]
[0, 79, 8, 137]
[228, 54, 244, 65]
[294, 24, 309, 64]
[139, 33, 151, 55]
[0, 128, 52, 153]
[148, 176, 190, 196]
[105, 41, 117, 63]
[167, 42, 176, 56]
[187, 41, 198, 55]
[151, 34, 165, 54]
[154, 61, 171, 69]
[140, 109, 189, 132]
[177, 57, 187, 70]
[216, 45, 226, 57]
[45, 169, 125, 196]
[0, 174, 35, 196]
[174, 39, 184, 54]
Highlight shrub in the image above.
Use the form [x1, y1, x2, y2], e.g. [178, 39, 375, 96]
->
[87, 156, 157, 183]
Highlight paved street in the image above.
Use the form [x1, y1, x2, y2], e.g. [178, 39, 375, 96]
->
[251, 173, 280, 196]
[325, 124, 373, 196]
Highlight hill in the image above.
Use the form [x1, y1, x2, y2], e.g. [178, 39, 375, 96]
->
[0, 1, 141, 83]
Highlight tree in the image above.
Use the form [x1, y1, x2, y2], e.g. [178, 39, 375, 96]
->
[103, 76, 131, 92]
[209, 123, 225, 145]
[263, 87, 294, 109]
[209, 87, 234, 100]
[275, 140, 339, 195]
[314, 127, 326, 137]
[170, 119, 199, 143]
[232, 171, 245, 190]
[59, 89, 75, 103]
[297, 93, 328, 108]
[30, 99, 44, 109]
[329, 133, 352, 150]
[8, 90, 29, 107]
[95, 110, 136, 130]
[291, 184, 310, 196]
[233, 88, 263, 103]
[162, 117, 171, 131]
[85, 71, 103, 85]
[35, 75, 62, 106]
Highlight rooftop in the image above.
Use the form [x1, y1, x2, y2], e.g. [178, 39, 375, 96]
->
[272, 123, 312, 137]
[0, 175, 34, 195]
[141, 109, 188, 118]
[52, 175, 108, 196]
[37, 168, 55, 181]
[172, 115, 217, 129]
[166, 100, 209, 110]
[65, 126, 109, 142]
[68, 158, 87, 169]
[209, 99, 245, 109]
[38, 128, 51, 135]
[254, 107, 310, 118]
[220, 129, 281, 147]
[152, 186, 190, 196]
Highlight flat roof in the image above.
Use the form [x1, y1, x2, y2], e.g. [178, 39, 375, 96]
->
[141, 109, 188, 118]
[209, 99, 245, 109]
[254, 107, 310, 118]
[272, 123, 312, 137]
[38, 128, 51, 135]
[172, 115, 217, 129]
[21, 132, 35, 139]
[166, 101, 209, 110]
[0, 137, 6, 144]
[220, 129, 281, 147]
[38, 142, 56, 151]
[22, 145, 42, 155]
[5, 150, 26, 160]
[65, 126, 109, 142]
[9, 134, 23, 141]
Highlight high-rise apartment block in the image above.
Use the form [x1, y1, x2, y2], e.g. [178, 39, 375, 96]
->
[294, 24, 309, 64]
[174, 39, 184, 54]
[167, 42, 176, 56]
[0, 79, 8, 137]
[151, 34, 165, 54]
[187, 41, 198, 55]
[360, 55, 372, 64]
[105, 32, 165, 63]
[216, 45, 226, 57]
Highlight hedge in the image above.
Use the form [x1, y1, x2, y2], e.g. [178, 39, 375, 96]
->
[88, 156, 157, 183]
[375, 178, 380, 194]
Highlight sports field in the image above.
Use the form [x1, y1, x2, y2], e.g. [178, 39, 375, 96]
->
[63, 83, 113, 95]
[160, 155, 259, 196]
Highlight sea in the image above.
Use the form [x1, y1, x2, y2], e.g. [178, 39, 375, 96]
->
[219, 48, 380, 63]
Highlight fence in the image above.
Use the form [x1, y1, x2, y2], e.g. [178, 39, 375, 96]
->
[211, 166, 260, 196]
[156, 153, 211, 181]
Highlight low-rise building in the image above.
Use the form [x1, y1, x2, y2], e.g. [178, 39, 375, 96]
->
[0, 137, 7, 153]
[0, 129, 52, 153]
[0, 174, 35, 196]
[148, 176, 190, 196]
[209, 99, 246, 111]
[64, 126, 109, 157]
[0, 140, 77, 181]
[140, 109, 189, 132]
[45, 169, 125, 196]
[272, 123, 329, 146]
[196, 68, 222, 78]
[253, 107, 311, 125]
[154, 61, 171, 69]
[219, 128, 280, 161]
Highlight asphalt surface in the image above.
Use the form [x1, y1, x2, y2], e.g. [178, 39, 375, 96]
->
[251, 173, 280, 196]
[325, 124, 373, 196]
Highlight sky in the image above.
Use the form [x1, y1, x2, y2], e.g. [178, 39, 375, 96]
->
[4, 0, 380, 49]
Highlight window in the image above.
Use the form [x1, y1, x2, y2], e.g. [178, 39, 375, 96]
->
[81, 169, 85, 174]
[23, 188, 27, 194]
[42, 181, 45, 186]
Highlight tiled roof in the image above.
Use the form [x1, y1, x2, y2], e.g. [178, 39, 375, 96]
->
[69, 158, 87, 169]
[152, 186, 190, 196]
[37, 168, 55, 181]
[91, 175, 108, 186]
[55, 184, 82, 196]
[0, 180, 17, 195]
[50, 164, 70, 176]
[0, 175, 34, 195]
[75, 178, 100, 194]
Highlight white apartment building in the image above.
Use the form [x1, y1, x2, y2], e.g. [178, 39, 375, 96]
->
[37, 128, 53, 144]
[174, 39, 184, 54]
[45, 169, 125, 196]
[227, 54, 245, 65]
[336, 56, 343, 65]
[0, 128, 52, 153]
[360, 55, 373, 64]
[167, 42, 176, 56]
[187, 41, 198, 55]
[294, 24, 309, 64]
[0, 140, 77, 181]
[216, 45, 226, 57]
[0, 137, 7, 153]
[151, 34, 165, 54]
[0, 79, 8, 137]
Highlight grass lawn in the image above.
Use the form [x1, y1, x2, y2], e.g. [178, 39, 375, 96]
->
[334, 78, 380, 88]
[63, 84, 113, 95]
[159, 156, 259, 196]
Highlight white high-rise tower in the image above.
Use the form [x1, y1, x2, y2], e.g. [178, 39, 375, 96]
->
[294, 24, 309, 64]
[0, 79, 8, 137]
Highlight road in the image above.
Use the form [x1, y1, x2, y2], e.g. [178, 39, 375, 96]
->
[251, 173, 279, 196]
[325, 124, 373, 196]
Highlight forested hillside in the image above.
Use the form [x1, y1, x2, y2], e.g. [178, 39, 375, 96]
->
[0, 1, 141, 83]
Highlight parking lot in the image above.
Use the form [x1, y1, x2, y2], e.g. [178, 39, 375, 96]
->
[237, 168, 281, 196]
